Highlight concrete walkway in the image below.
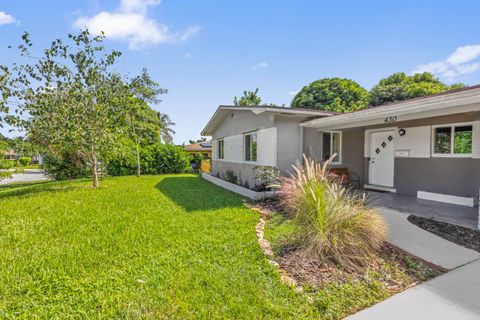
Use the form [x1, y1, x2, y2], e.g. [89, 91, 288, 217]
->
[368, 191, 478, 230]
[348, 259, 480, 320]
[0, 169, 48, 185]
[347, 206, 480, 319]
[380, 207, 480, 270]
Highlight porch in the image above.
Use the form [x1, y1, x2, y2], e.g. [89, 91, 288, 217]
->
[367, 191, 479, 230]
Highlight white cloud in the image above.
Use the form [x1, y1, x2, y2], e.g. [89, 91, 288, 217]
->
[412, 44, 480, 80]
[0, 11, 19, 26]
[185, 52, 193, 59]
[73, 0, 200, 50]
[446, 45, 480, 65]
[252, 61, 268, 70]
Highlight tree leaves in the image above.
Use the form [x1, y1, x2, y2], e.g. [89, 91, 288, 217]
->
[291, 78, 369, 112]
[369, 72, 465, 106]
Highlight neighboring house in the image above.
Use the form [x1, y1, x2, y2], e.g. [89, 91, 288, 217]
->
[202, 85, 480, 208]
[2, 149, 19, 161]
[184, 141, 212, 159]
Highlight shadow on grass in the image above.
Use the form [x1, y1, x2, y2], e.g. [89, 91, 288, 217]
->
[0, 180, 80, 200]
[156, 175, 244, 212]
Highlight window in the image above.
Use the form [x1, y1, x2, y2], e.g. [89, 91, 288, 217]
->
[217, 139, 224, 159]
[323, 131, 342, 164]
[244, 132, 257, 162]
[433, 123, 472, 156]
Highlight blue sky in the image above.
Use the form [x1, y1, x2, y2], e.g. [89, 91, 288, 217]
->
[1, 0, 480, 144]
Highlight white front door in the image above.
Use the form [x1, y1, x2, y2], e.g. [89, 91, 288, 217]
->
[368, 130, 395, 187]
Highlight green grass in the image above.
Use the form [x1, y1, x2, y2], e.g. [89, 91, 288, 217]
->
[0, 175, 320, 319]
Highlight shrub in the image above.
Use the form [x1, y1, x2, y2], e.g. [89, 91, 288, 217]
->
[43, 152, 90, 181]
[107, 143, 191, 176]
[191, 153, 204, 172]
[0, 160, 15, 181]
[278, 155, 386, 271]
[254, 166, 280, 191]
[0, 159, 15, 170]
[18, 157, 32, 166]
[223, 170, 238, 184]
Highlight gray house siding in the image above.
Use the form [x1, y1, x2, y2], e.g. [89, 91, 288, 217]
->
[275, 116, 303, 175]
[394, 158, 480, 198]
[303, 127, 323, 161]
[303, 128, 366, 186]
[341, 129, 365, 187]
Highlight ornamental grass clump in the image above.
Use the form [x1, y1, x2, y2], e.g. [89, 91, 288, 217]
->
[279, 155, 386, 271]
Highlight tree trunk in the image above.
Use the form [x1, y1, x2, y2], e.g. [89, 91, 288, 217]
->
[91, 145, 99, 188]
[136, 144, 141, 178]
[133, 124, 141, 178]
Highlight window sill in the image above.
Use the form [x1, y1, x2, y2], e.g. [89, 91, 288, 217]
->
[431, 154, 472, 158]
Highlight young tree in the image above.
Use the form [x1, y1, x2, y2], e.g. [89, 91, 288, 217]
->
[0, 30, 125, 188]
[123, 69, 171, 177]
[369, 72, 465, 106]
[291, 78, 369, 112]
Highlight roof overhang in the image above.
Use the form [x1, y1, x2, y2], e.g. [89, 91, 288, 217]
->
[301, 86, 480, 131]
[201, 106, 336, 136]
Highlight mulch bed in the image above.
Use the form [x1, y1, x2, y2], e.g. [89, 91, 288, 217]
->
[277, 243, 440, 291]
[408, 215, 480, 252]
[251, 199, 443, 293]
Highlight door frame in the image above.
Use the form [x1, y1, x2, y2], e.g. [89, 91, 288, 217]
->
[366, 128, 396, 192]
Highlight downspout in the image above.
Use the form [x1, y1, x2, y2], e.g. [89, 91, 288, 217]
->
[299, 126, 304, 162]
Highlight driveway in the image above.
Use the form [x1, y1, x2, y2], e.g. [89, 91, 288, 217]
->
[0, 169, 48, 185]
[348, 205, 480, 319]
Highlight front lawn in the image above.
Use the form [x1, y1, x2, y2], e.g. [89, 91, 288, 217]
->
[0, 175, 316, 318]
[0, 175, 441, 319]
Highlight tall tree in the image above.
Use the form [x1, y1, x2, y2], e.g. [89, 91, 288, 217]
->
[291, 78, 369, 112]
[369, 72, 465, 106]
[0, 29, 125, 188]
[233, 88, 262, 106]
[124, 69, 169, 177]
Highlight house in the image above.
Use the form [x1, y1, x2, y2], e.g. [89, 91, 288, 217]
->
[2, 149, 19, 161]
[201, 106, 336, 186]
[184, 141, 212, 159]
[202, 85, 480, 208]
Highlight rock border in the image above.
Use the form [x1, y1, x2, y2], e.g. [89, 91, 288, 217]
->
[245, 203, 303, 292]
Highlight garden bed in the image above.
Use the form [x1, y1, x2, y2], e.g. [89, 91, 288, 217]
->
[251, 199, 444, 319]
[408, 215, 480, 252]
[201, 172, 276, 200]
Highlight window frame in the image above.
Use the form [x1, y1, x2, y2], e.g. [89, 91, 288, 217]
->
[243, 130, 258, 163]
[323, 131, 342, 165]
[431, 122, 473, 158]
[217, 138, 224, 160]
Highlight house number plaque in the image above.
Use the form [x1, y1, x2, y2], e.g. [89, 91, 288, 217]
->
[384, 116, 397, 124]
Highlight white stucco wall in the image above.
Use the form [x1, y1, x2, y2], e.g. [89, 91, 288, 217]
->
[212, 127, 277, 166]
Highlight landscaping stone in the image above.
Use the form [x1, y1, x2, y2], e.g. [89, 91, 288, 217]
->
[248, 203, 303, 291]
